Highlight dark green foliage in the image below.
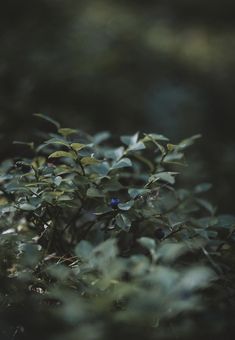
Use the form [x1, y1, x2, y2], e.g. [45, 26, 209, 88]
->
[0, 115, 235, 339]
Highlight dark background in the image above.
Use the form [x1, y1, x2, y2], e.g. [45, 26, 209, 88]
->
[0, 0, 235, 213]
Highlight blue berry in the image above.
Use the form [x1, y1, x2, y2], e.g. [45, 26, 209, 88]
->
[110, 198, 120, 209]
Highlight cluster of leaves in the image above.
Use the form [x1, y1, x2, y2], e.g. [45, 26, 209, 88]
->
[0, 115, 235, 340]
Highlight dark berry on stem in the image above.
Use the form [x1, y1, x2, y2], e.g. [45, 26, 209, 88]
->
[15, 161, 31, 173]
[155, 228, 165, 240]
[110, 198, 121, 209]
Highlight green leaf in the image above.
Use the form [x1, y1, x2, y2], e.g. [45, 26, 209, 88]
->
[34, 113, 60, 129]
[75, 240, 93, 260]
[43, 191, 64, 200]
[196, 198, 215, 215]
[91, 239, 118, 264]
[143, 133, 169, 142]
[93, 131, 111, 144]
[48, 151, 76, 160]
[18, 203, 37, 211]
[5, 184, 30, 193]
[47, 264, 70, 281]
[142, 134, 166, 154]
[103, 177, 123, 192]
[156, 243, 187, 263]
[21, 244, 41, 267]
[128, 188, 151, 199]
[43, 138, 70, 148]
[180, 266, 215, 290]
[197, 217, 218, 228]
[58, 195, 73, 202]
[111, 157, 132, 170]
[163, 152, 184, 162]
[0, 206, 16, 214]
[148, 172, 178, 185]
[167, 143, 176, 151]
[36, 138, 70, 152]
[194, 183, 212, 194]
[105, 147, 125, 161]
[177, 134, 202, 150]
[70, 143, 86, 151]
[87, 187, 104, 198]
[139, 238, 159, 262]
[89, 162, 110, 176]
[118, 200, 134, 211]
[95, 205, 113, 215]
[216, 214, 235, 229]
[121, 132, 139, 146]
[54, 176, 63, 186]
[128, 141, 146, 152]
[81, 157, 99, 166]
[155, 141, 166, 155]
[58, 128, 77, 137]
[138, 237, 156, 252]
[116, 213, 132, 231]
[13, 141, 34, 150]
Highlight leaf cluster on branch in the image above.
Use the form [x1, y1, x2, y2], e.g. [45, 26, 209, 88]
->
[0, 114, 234, 340]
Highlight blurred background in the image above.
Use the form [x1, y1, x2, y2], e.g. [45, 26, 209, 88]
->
[0, 0, 235, 213]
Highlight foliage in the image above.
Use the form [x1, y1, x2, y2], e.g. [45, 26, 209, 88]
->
[0, 115, 235, 340]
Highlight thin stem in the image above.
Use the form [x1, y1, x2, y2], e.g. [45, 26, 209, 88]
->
[61, 206, 83, 234]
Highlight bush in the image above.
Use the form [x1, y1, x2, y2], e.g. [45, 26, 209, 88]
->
[0, 114, 234, 340]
